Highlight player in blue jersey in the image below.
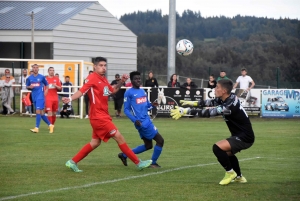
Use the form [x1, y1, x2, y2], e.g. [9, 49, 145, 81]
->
[26, 64, 54, 133]
[118, 71, 164, 168]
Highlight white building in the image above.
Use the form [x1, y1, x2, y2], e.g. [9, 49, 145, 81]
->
[0, 1, 137, 81]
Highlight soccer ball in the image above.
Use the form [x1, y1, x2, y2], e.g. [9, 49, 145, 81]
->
[176, 39, 194, 56]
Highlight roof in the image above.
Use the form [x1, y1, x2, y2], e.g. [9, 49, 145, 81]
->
[0, 1, 95, 30]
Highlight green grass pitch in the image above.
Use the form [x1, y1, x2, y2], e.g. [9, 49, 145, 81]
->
[0, 116, 299, 201]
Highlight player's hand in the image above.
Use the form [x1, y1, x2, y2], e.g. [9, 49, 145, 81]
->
[152, 101, 159, 107]
[170, 106, 189, 120]
[121, 74, 129, 82]
[28, 84, 34, 89]
[135, 120, 142, 126]
[62, 97, 70, 104]
[180, 100, 198, 107]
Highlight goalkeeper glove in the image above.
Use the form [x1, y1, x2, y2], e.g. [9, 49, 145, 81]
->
[180, 100, 198, 107]
[170, 106, 190, 120]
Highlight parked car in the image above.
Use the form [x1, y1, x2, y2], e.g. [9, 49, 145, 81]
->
[265, 96, 289, 111]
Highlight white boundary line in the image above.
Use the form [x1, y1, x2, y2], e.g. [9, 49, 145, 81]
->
[0, 157, 261, 201]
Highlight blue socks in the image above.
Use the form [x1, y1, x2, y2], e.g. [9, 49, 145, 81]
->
[151, 145, 162, 164]
[41, 114, 51, 125]
[123, 145, 147, 158]
[36, 114, 41, 128]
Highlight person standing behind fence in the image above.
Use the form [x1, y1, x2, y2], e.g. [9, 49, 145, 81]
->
[62, 76, 72, 98]
[22, 92, 32, 117]
[84, 70, 93, 119]
[216, 70, 229, 81]
[144, 71, 159, 88]
[233, 68, 255, 91]
[1, 74, 16, 115]
[1, 69, 15, 115]
[181, 77, 198, 90]
[45, 67, 62, 129]
[26, 64, 54, 133]
[207, 74, 217, 89]
[110, 74, 125, 117]
[167, 74, 180, 88]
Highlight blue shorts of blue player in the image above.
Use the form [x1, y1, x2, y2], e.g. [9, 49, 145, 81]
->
[135, 118, 158, 140]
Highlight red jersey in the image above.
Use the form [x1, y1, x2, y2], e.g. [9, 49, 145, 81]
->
[45, 76, 61, 101]
[79, 73, 114, 120]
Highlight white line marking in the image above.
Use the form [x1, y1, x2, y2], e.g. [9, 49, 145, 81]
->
[0, 157, 261, 201]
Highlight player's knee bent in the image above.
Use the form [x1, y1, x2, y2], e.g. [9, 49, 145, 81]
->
[156, 137, 164, 147]
[144, 142, 153, 150]
[212, 144, 223, 156]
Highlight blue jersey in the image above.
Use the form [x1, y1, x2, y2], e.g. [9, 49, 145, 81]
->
[26, 74, 48, 101]
[124, 88, 153, 124]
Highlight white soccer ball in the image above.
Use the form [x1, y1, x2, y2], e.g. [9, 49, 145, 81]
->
[176, 39, 194, 56]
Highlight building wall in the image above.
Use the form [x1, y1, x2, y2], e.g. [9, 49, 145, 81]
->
[53, 2, 137, 82]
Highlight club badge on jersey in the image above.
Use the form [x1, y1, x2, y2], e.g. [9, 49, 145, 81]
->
[103, 86, 111, 96]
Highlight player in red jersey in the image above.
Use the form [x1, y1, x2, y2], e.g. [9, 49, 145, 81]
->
[63, 57, 152, 172]
[45, 67, 62, 133]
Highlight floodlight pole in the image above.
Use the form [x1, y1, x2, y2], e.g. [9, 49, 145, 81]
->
[167, 0, 176, 83]
[30, 11, 35, 59]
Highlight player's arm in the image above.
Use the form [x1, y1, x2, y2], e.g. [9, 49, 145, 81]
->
[63, 78, 92, 103]
[26, 78, 34, 90]
[233, 81, 239, 89]
[55, 78, 62, 91]
[123, 93, 138, 123]
[248, 79, 255, 91]
[42, 77, 49, 96]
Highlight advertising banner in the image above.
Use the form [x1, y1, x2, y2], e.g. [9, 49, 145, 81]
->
[150, 88, 204, 117]
[261, 89, 300, 118]
[204, 88, 261, 115]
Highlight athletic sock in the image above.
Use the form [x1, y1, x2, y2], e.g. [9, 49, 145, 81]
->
[151, 145, 162, 164]
[123, 144, 147, 158]
[41, 114, 51, 126]
[212, 144, 232, 171]
[52, 115, 56, 124]
[118, 143, 139, 164]
[36, 114, 41, 128]
[72, 143, 93, 163]
[47, 116, 52, 124]
[229, 155, 241, 176]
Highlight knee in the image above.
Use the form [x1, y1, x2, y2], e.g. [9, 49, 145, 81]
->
[212, 144, 221, 155]
[156, 137, 164, 147]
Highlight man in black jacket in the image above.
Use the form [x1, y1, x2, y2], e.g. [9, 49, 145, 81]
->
[180, 77, 198, 90]
[110, 74, 125, 117]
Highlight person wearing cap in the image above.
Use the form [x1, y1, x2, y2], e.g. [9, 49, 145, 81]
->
[216, 70, 229, 81]
[110, 74, 125, 117]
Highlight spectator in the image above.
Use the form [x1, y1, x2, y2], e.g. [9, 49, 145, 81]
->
[110, 74, 126, 117]
[60, 102, 73, 118]
[29, 70, 34, 113]
[62, 76, 72, 97]
[84, 70, 93, 119]
[19, 69, 28, 90]
[181, 77, 198, 90]
[55, 73, 63, 115]
[216, 70, 229, 81]
[167, 74, 180, 88]
[1, 69, 15, 115]
[22, 92, 32, 117]
[233, 68, 255, 91]
[1, 74, 16, 115]
[144, 71, 159, 87]
[207, 74, 217, 89]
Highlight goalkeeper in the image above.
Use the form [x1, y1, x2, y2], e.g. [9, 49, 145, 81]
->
[170, 79, 255, 185]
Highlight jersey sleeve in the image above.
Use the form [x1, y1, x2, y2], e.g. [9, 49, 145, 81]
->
[123, 90, 137, 123]
[79, 78, 94, 94]
[26, 77, 30, 87]
[42, 76, 48, 86]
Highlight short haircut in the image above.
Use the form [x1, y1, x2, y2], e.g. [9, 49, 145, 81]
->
[241, 68, 247, 72]
[89, 70, 93, 73]
[217, 79, 233, 94]
[31, 64, 38, 67]
[220, 70, 226, 73]
[94, 57, 107, 65]
[210, 74, 214, 77]
[48, 67, 54, 71]
[65, 76, 70, 79]
[130, 71, 141, 80]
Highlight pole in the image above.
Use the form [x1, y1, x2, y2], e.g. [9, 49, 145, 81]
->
[167, 0, 176, 84]
[208, 67, 211, 76]
[31, 11, 34, 59]
[12, 62, 16, 111]
[277, 67, 280, 89]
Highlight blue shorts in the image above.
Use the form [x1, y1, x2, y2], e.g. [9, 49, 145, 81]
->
[34, 99, 45, 110]
[136, 120, 158, 140]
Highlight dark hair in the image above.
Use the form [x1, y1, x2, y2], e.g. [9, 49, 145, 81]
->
[220, 70, 226, 73]
[241, 68, 247, 72]
[48, 67, 54, 72]
[217, 79, 233, 94]
[147, 70, 153, 79]
[94, 57, 107, 65]
[210, 74, 214, 78]
[89, 70, 93, 74]
[170, 74, 177, 81]
[31, 64, 38, 67]
[130, 71, 141, 80]
[65, 76, 70, 79]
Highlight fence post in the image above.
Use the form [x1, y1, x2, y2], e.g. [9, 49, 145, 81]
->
[277, 67, 280, 89]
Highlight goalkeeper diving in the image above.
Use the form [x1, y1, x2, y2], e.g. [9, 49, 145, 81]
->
[170, 79, 255, 186]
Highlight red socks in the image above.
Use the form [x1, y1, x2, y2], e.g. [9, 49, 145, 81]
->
[72, 143, 94, 163]
[118, 143, 139, 164]
[47, 116, 52, 124]
[52, 115, 56, 124]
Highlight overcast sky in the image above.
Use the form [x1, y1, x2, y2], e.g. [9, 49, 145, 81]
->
[98, 0, 300, 19]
